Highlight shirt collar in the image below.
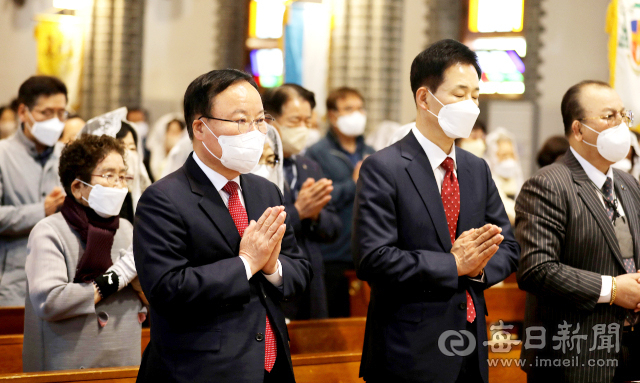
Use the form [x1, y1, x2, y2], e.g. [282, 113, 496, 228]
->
[16, 124, 39, 157]
[192, 151, 242, 192]
[570, 146, 614, 189]
[411, 124, 457, 172]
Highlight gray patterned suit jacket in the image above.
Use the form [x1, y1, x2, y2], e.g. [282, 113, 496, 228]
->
[516, 149, 640, 383]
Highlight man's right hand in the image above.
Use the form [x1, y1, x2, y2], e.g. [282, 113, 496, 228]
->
[45, 187, 65, 216]
[239, 206, 287, 276]
[451, 224, 504, 277]
[612, 273, 640, 310]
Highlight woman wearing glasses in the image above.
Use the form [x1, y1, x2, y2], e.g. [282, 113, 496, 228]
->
[23, 134, 146, 372]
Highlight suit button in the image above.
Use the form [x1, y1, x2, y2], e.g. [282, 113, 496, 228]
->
[256, 333, 264, 342]
[459, 303, 466, 310]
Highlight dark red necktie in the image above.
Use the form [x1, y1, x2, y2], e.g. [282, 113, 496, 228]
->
[222, 181, 277, 371]
[440, 158, 476, 323]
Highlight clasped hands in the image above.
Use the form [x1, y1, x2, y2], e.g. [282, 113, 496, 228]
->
[294, 178, 333, 221]
[239, 206, 287, 276]
[451, 224, 504, 278]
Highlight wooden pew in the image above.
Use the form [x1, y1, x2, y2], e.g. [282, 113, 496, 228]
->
[288, 317, 365, 354]
[0, 307, 24, 335]
[0, 352, 365, 383]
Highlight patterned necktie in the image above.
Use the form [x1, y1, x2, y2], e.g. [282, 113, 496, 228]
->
[440, 158, 476, 323]
[222, 181, 277, 371]
[602, 177, 636, 273]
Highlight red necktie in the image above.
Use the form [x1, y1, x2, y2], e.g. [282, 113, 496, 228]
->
[222, 181, 277, 371]
[440, 158, 476, 323]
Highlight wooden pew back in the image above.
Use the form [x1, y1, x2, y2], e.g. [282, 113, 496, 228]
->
[0, 307, 24, 335]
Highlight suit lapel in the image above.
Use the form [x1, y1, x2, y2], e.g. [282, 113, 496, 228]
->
[565, 151, 625, 270]
[185, 155, 241, 252]
[401, 132, 452, 251]
[456, 153, 476, 234]
[614, 173, 640, 267]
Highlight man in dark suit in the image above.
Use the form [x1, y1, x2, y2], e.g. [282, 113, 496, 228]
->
[262, 84, 342, 320]
[133, 69, 311, 383]
[352, 39, 520, 383]
[516, 80, 640, 383]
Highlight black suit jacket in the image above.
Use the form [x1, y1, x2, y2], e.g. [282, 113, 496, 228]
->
[516, 149, 640, 383]
[353, 131, 520, 383]
[282, 155, 342, 319]
[133, 154, 311, 383]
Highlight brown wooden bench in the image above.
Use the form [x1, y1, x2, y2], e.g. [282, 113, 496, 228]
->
[0, 352, 365, 383]
[0, 307, 24, 335]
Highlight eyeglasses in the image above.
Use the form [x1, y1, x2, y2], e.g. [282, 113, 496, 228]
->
[91, 173, 134, 186]
[580, 110, 634, 127]
[259, 152, 280, 168]
[29, 107, 69, 122]
[200, 115, 275, 134]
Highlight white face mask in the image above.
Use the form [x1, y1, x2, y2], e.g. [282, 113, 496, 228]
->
[336, 111, 367, 137]
[76, 179, 128, 218]
[581, 122, 631, 163]
[459, 138, 486, 157]
[26, 110, 65, 147]
[251, 164, 280, 186]
[132, 122, 149, 140]
[612, 158, 633, 173]
[124, 150, 140, 192]
[427, 90, 480, 139]
[493, 158, 519, 179]
[200, 119, 266, 174]
[279, 125, 309, 155]
[305, 128, 322, 148]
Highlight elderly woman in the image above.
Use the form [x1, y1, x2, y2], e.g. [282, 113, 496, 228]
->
[23, 134, 145, 372]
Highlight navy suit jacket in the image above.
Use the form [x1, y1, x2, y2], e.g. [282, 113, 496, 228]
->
[133, 154, 311, 383]
[352, 131, 520, 383]
[282, 155, 342, 319]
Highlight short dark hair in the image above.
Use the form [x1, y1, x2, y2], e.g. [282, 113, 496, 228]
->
[126, 107, 149, 122]
[59, 134, 125, 196]
[166, 118, 186, 132]
[262, 84, 316, 116]
[116, 121, 138, 148]
[561, 80, 611, 136]
[183, 69, 258, 140]
[410, 39, 481, 100]
[326, 87, 364, 111]
[18, 76, 68, 110]
[537, 135, 570, 168]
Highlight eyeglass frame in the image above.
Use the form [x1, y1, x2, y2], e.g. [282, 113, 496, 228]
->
[90, 173, 134, 187]
[27, 106, 70, 122]
[579, 109, 634, 127]
[199, 114, 275, 134]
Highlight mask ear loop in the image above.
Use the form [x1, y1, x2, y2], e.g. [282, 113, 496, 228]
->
[426, 89, 445, 119]
[74, 178, 94, 204]
[199, 118, 223, 162]
[579, 122, 600, 148]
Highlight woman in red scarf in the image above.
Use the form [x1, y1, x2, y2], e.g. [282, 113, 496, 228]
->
[23, 134, 146, 372]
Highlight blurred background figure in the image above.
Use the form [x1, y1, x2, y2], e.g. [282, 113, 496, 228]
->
[81, 107, 152, 223]
[612, 130, 640, 180]
[306, 86, 375, 318]
[23, 134, 145, 372]
[485, 127, 524, 225]
[251, 124, 285, 192]
[456, 120, 487, 158]
[58, 115, 85, 144]
[262, 83, 341, 319]
[0, 103, 18, 139]
[536, 135, 570, 168]
[147, 113, 187, 181]
[0, 76, 67, 306]
[366, 120, 402, 151]
[304, 109, 323, 150]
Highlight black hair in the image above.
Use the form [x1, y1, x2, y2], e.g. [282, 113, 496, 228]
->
[326, 87, 364, 111]
[116, 121, 139, 148]
[560, 80, 611, 136]
[17, 76, 68, 110]
[410, 39, 481, 101]
[262, 83, 316, 116]
[183, 69, 258, 140]
[537, 135, 570, 168]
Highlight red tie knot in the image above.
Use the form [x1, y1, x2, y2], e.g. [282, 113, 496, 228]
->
[223, 181, 239, 196]
[441, 157, 455, 173]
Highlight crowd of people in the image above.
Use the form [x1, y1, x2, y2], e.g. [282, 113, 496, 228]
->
[1, 38, 640, 382]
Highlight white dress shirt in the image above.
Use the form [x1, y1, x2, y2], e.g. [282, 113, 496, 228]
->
[411, 126, 485, 282]
[570, 147, 625, 303]
[193, 152, 283, 286]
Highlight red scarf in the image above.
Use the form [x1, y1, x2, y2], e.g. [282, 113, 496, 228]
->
[60, 196, 120, 283]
